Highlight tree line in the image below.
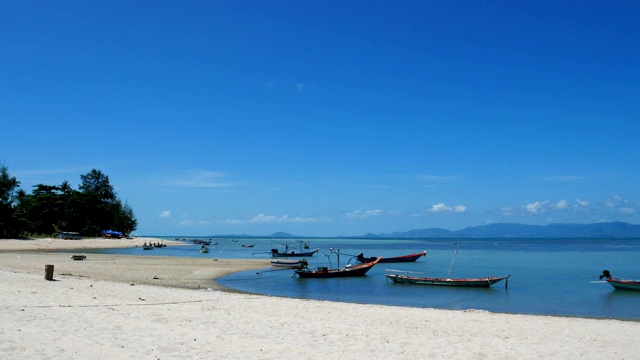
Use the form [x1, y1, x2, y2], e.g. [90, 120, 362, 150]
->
[0, 164, 137, 238]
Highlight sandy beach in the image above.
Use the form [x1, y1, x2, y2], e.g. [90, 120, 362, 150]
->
[1, 238, 638, 359]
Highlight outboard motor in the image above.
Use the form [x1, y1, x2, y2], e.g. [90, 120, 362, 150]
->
[271, 249, 279, 255]
[599, 270, 612, 280]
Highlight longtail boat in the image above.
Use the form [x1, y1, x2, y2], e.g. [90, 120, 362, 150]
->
[270, 259, 309, 269]
[357, 251, 426, 263]
[385, 274, 510, 287]
[385, 244, 510, 288]
[271, 248, 319, 258]
[295, 256, 382, 278]
[599, 270, 640, 291]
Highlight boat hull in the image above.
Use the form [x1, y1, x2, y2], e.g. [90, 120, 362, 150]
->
[386, 274, 510, 288]
[270, 260, 308, 269]
[295, 257, 381, 278]
[271, 248, 319, 258]
[607, 279, 640, 291]
[358, 251, 426, 263]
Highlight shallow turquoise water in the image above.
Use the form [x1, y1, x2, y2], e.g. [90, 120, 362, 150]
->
[84, 237, 640, 319]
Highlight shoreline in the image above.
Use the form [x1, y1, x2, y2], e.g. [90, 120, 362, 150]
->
[2, 238, 639, 359]
[0, 237, 267, 292]
[1, 237, 637, 319]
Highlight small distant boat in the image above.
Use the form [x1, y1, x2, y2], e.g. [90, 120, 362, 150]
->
[385, 244, 510, 288]
[242, 244, 256, 248]
[142, 243, 154, 250]
[295, 257, 381, 278]
[270, 259, 309, 269]
[357, 251, 426, 263]
[599, 270, 640, 291]
[199, 246, 209, 253]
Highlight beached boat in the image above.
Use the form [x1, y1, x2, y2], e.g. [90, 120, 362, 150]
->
[271, 248, 319, 258]
[599, 270, 640, 291]
[102, 229, 124, 239]
[270, 259, 309, 269]
[385, 244, 510, 288]
[356, 251, 426, 263]
[294, 257, 382, 278]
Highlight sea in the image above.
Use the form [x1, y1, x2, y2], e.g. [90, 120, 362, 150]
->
[81, 237, 640, 320]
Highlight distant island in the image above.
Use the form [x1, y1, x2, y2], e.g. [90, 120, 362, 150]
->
[198, 222, 640, 239]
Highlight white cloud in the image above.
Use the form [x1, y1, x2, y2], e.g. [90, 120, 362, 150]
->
[619, 207, 636, 214]
[555, 200, 569, 210]
[159, 210, 171, 218]
[346, 209, 383, 218]
[427, 203, 467, 214]
[525, 201, 549, 214]
[453, 205, 467, 212]
[576, 199, 590, 207]
[220, 213, 324, 225]
[178, 216, 214, 226]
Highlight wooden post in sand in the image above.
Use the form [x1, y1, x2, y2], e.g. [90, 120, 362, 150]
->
[44, 264, 54, 281]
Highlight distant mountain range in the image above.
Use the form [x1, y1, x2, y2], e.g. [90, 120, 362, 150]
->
[214, 222, 640, 239]
[364, 222, 640, 239]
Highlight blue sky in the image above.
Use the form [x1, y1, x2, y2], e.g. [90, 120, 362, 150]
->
[2, 1, 639, 237]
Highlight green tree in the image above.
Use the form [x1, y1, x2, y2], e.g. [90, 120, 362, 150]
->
[78, 169, 136, 236]
[0, 164, 20, 237]
[113, 199, 138, 235]
[8, 167, 137, 238]
[79, 169, 116, 202]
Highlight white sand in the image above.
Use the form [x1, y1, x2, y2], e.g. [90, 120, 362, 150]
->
[0, 238, 638, 359]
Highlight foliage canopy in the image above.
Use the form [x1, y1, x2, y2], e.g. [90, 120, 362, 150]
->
[0, 165, 137, 238]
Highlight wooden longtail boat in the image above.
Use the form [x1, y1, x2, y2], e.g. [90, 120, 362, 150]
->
[599, 270, 640, 291]
[385, 244, 510, 288]
[270, 259, 309, 269]
[294, 257, 382, 278]
[241, 244, 256, 248]
[357, 251, 426, 263]
[385, 274, 510, 287]
[271, 248, 319, 258]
